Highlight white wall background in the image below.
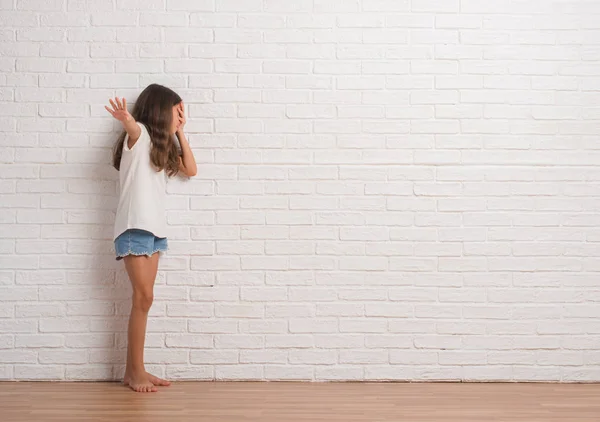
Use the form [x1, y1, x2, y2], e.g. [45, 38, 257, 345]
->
[1, 0, 600, 382]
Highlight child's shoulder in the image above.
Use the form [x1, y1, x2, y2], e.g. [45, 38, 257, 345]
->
[135, 122, 152, 139]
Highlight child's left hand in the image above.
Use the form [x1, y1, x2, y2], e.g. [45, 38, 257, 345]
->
[177, 102, 186, 133]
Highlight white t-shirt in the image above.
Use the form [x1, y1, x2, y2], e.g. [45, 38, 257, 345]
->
[113, 122, 167, 240]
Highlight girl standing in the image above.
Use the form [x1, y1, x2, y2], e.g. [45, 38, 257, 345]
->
[106, 84, 197, 393]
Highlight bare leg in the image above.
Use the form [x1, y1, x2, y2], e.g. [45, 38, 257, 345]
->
[139, 252, 171, 387]
[122, 253, 159, 393]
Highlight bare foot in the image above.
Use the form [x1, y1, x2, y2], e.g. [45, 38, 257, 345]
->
[123, 372, 157, 393]
[146, 372, 171, 387]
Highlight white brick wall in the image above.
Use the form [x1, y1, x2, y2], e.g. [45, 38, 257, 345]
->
[1, 0, 600, 382]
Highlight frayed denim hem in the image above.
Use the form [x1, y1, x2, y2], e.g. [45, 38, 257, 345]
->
[114, 229, 168, 261]
[115, 248, 166, 261]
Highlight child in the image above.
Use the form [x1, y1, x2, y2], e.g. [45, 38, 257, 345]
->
[106, 84, 197, 393]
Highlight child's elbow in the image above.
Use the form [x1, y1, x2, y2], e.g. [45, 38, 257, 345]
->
[183, 166, 197, 177]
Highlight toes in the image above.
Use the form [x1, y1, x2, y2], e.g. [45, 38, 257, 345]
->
[127, 378, 158, 393]
[132, 384, 154, 393]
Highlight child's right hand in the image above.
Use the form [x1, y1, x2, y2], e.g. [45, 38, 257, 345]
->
[105, 97, 133, 123]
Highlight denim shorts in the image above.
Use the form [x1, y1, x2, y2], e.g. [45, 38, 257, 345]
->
[114, 229, 168, 261]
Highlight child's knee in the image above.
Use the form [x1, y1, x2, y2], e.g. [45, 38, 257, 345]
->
[132, 290, 153, 312]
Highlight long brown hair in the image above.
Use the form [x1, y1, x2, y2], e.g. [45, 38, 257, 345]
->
[112, 84, 182, 177]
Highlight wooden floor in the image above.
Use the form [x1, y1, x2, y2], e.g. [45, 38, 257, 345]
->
[1, 381, 599, 421]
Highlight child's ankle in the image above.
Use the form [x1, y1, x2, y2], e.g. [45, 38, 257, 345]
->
[128, 365, 146, 374]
